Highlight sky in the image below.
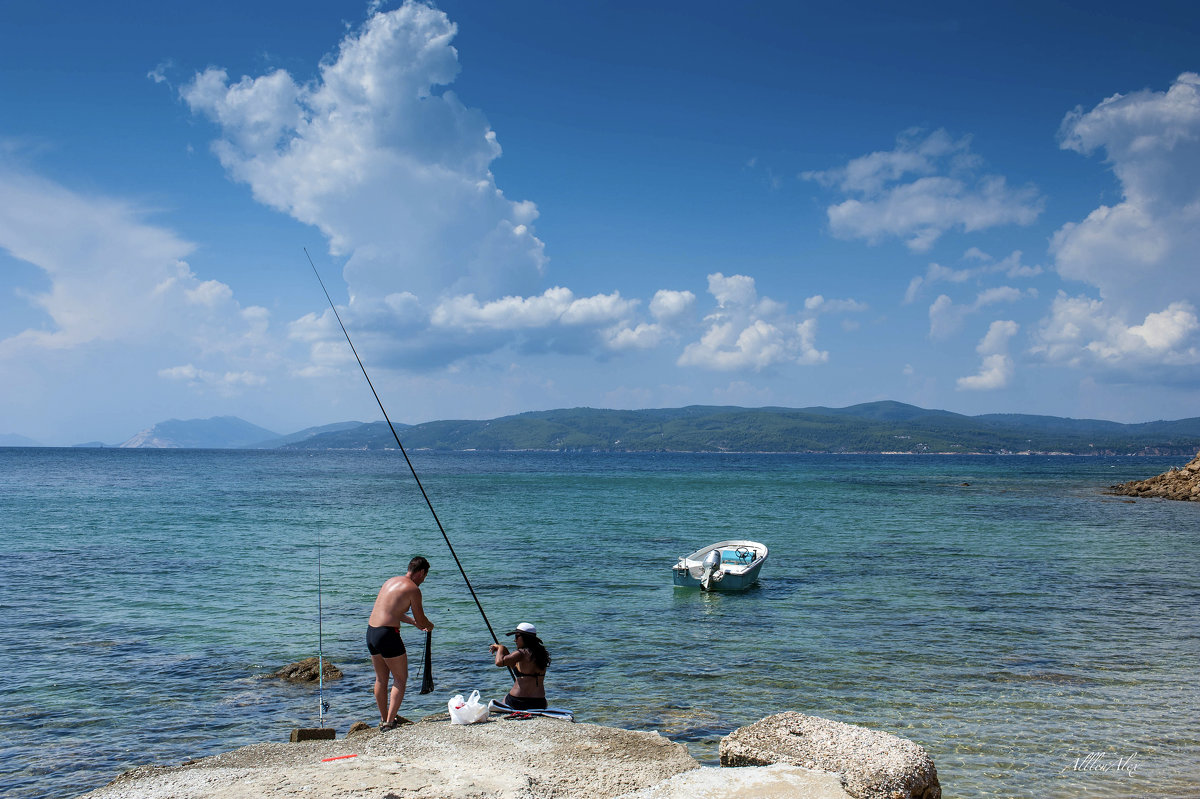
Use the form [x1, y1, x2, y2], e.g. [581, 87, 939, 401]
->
[2, 1, 1199, 445]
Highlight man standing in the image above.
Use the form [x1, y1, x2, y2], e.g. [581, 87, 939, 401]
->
[367, 556, 434, 729]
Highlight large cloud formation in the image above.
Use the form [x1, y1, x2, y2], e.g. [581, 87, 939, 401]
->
[184, 2, 856, 376]
[0, 165, 267, 387]
[184, 4, 547, 306]
[1037, 73, 1200, 377]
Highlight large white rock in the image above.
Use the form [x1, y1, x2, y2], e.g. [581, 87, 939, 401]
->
[719, 712, 940, 799]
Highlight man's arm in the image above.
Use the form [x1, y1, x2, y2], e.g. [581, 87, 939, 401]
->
[409, 590, 433, 631]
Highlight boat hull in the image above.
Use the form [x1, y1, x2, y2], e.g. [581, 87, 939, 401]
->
[671, 562, 764, 590]
[671, 539, 767, 591]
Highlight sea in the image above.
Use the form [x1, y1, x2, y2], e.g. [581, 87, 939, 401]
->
[1, 448, 1198, 799]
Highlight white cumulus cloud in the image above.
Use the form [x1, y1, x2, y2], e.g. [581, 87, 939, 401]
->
[1032, 293, 1200, 373]
[649, 289, 696, 321]
[1052, 72, 1200, 315]
[804, 129, 1042, 252]
[804, 295, 868, 314]
[957, 320, 1019, 390]
[0, 164, 266, 371]
[678, 273, 828, 371]
[904, 250, 1042, 304]
[1035, 73, 1200, 381]
[183, 2, 547, 309]
[606, 323, 667, 351]
[159, 364, 267, 392]
[603, 290, 698, 352]
[183, 2, 695, 373]
[928, 286, 1031, 340]
[429, 288, 635, 331]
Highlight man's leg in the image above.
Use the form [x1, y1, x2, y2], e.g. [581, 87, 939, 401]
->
[383, 654, 408, 724]
[371, 654, 393, 724]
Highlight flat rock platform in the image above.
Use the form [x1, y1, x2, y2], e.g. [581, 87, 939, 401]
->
[78, 711, 932, 799]
[80, 716, 699, 799]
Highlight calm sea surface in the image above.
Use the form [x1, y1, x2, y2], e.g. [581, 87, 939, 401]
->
[1, 449, 1198, 798]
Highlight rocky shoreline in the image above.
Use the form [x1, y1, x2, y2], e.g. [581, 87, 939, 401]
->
[1108, 450, 1200, 501]
[78, 711, 939, 799]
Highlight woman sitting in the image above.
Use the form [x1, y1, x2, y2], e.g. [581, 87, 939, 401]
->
[489, 622, 551, 710]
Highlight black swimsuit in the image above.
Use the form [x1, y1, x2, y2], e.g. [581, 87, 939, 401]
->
[366, 625, 406, 658]
[503, 693, 548, 710]
[513, 667, 544, 685]
[505, 657, 547, 709]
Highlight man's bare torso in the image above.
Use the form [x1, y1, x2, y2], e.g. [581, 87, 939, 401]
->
[368, 575, 419, 628]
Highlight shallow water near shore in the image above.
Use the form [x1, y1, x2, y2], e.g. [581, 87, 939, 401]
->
[2, 448, 1198, 799]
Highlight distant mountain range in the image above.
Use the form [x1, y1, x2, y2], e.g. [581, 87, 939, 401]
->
[249, 421, 366, 449]
[279, 402, 1200, 456]
[6, 403, 1200, 454]
[96, 418, 367, 449]
[0, 432, 43, 447]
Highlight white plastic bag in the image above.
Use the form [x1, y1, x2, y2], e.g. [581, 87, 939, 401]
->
[447, 689, 489, 725]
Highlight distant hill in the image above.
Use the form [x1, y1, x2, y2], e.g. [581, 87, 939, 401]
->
[0, 433, 43, 447]
[249, 421, 366, 449]
[280, 402, 1200, 455]
[120, 416, 280, 449]
[278, 420, 411, 450]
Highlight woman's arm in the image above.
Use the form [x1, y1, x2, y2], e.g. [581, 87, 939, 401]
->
[488, 644, 525, 668]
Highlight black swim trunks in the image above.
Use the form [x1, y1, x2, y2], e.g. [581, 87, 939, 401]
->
[367, 625, 406, 658]
[503, 693, 548, 710]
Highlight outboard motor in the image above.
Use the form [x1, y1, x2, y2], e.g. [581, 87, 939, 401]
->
[700, 549, 723, 591]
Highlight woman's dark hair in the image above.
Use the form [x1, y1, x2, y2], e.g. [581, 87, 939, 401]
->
[516, 633, 551, 670]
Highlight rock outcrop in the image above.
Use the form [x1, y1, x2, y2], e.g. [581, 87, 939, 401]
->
[80, 716, 699, 799]
[77, 710, 945, 799]
[268, 657, 343, 682]
[1109, 451, 1200, 501]
[719, 712, 940, 799]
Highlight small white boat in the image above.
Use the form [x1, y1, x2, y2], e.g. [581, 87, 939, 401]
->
[672, 540, 768, 591]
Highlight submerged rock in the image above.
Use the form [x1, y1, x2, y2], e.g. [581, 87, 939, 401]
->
[269, 656, 343, 682]
[1108, 450, 1200, 502]
[719, 712, 940, 799]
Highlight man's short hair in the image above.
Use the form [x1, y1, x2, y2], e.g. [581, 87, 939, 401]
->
[408, 555, 430, 575]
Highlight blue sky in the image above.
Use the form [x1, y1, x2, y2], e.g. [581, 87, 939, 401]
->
[3, 1, 1199, 445]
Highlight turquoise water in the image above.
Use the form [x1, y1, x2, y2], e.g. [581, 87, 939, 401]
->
[2, 449, 1198, 798]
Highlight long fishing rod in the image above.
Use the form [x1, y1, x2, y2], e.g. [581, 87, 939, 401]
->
[305, 248, 514, 679]
[317, 537, 328, 723]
